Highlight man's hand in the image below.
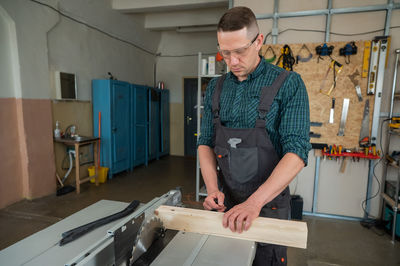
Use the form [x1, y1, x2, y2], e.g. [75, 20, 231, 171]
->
[203, 190, 226, 212]
[223, 199, 261, 233]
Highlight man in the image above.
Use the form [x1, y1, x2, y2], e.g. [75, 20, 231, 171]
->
[197, 6, 311, 266]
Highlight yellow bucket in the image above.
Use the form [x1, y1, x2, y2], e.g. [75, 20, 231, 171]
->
[89, 166, 109, 183]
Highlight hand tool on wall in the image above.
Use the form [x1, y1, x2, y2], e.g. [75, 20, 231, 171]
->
[310, 121, 323, 127]
[329, 98, 335, 124]
[367, 39, 380, 95]
[389, 117, 400, 129]
[348, 69, 363, 102]
[359, 99, 370, 147]
[276, 44, 295, 71]
[339, 42, 358, 64]
[320, 60, 343, 96]
[362, 41, 371, 78]
[309, 132, 321, 138]
[316, 43, 334, 63]
[296, 44, 313, 64]
[263, 46, 276, 63]
[338, 98, 350, 136]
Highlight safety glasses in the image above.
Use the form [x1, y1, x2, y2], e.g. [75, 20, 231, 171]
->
[218, 33, 259, 59]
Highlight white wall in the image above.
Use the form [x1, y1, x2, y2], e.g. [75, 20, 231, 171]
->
[0, 0, 59, 99]
[0, 6, 20, 98]
[156, 30, 218, 155]
[1, 0, 161, 100]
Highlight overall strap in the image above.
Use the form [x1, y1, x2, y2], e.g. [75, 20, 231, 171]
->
[211, 74, 227, 122]
[256, 70, 290, 128]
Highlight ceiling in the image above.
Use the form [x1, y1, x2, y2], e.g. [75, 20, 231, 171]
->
[112, 0, 229, 32]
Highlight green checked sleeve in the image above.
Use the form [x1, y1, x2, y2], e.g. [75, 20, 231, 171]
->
[277, 72, 312, 165]
[197, 78, 218, 147]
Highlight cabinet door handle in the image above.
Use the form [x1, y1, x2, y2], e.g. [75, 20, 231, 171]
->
[112, 128, 117, 133]
[186, 116, 192, 125]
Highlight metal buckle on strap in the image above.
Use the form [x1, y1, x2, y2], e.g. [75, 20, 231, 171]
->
[213, 110, 220, 119]
[258, 110, 267, 119]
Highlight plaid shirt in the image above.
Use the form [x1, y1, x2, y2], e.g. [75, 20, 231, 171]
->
[198, 58, 311, 165]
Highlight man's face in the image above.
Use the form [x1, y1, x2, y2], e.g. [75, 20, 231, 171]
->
[217, 28, 263, 81]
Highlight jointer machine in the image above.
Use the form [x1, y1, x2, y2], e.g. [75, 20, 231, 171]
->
[0, 189, 256, 266]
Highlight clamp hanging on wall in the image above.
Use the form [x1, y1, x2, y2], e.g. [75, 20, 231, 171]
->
[339, 42, 358, 64]
[263, 46, 276, 63]
[276, 44, 295, 71]
[315, 43, 334, 63]
[296, 44, 313, 64]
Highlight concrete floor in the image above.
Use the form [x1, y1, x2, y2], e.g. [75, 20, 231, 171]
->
[0, 156, 399, 265]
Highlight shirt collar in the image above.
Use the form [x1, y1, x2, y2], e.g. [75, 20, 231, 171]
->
[226, 56, 266, 82]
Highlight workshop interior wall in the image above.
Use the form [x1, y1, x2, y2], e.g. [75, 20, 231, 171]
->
[0, 0, 162, 208]
[245, 0, 400, 218]
[156, 31, 218, 156]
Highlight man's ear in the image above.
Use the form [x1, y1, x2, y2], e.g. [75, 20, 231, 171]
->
[255, 34, 264, 51]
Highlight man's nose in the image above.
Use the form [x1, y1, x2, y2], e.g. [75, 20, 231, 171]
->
[229, 54, 240, 65]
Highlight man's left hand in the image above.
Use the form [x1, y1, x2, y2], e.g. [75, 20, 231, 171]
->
[222, 199, 262, 233]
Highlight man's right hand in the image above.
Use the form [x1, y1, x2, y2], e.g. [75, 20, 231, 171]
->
[203, 190, 226, 212]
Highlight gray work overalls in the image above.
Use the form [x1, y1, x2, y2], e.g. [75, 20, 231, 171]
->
[212, 70, 291, 266]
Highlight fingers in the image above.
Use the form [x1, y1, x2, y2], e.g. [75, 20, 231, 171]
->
[244, 217, 252, 231]
[203, 192, 225, 211]
[236, 213, 248, 233]
[222, 206, 256, 233]
[217, 193, 225, 207]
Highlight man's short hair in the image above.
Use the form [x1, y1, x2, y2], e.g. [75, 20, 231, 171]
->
[217, 6, 259, 33]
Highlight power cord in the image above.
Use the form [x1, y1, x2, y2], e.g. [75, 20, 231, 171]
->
[28, 0, 155, 55]
[360, 118, 391, 236]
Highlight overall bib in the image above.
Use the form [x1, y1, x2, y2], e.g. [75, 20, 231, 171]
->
[212, 71, 291, 266]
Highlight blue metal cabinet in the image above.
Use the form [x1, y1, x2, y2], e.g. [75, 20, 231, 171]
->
[148, 87, 160, 161]
[92, 80, 131, 179]
[159, 89, 170, 156]
[131, 84, 148, 167]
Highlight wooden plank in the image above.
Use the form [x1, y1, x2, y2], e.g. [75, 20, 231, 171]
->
[154, 205, 307, 249]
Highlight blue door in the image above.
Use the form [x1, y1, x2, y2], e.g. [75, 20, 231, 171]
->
[160, 90, 170, 156]
[133, 85, 148, 167]
[112, 81, 130, 172]
[148, 88, 160, 160]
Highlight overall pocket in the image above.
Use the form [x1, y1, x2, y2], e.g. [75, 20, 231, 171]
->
[214, 146, 230, 178]
[230, 147, 258, 183]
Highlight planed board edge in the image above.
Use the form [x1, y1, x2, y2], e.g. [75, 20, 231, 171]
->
[154, 205, 307, 249]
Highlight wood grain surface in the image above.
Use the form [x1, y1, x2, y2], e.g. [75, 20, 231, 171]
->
[261, 41, 374, 149]
[155, 205, 308, 249]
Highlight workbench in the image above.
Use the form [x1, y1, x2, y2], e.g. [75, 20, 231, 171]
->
[54, 136, 100, 193]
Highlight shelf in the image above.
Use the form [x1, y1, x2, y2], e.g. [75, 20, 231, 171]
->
[389, 129, 400, 136]
[386, 155, 399, 168]
[382, 193, 400, 209]
[199, 186, 207, 197]
[321, 151, 380, 160]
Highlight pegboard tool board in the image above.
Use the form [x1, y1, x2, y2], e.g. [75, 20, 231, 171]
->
[261, 41, 374, 149]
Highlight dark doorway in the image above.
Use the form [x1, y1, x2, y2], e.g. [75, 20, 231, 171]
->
[184, 78, 198, 157]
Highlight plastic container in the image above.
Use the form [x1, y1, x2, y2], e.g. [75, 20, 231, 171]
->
[54, 121, 61, 138]
[88, 166, 109, 183]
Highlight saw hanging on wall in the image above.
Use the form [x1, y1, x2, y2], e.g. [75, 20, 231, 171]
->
[276, 44, 295, 71]
[319, 59, 343, 96]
